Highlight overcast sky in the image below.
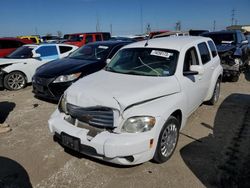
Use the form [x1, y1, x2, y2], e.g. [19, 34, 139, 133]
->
[0, 0, 249, 37]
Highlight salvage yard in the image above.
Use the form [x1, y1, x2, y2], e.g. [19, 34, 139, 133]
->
[0, 70, 250, 188]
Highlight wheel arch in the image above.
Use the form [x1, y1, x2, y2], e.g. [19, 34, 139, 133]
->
[5, 70, 28, 82]
[170, 109, 182, 130]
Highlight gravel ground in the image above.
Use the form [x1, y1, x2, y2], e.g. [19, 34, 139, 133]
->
[0, 70, 250, 188]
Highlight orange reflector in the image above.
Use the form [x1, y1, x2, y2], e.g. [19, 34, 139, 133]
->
[150, 139, 154, 148]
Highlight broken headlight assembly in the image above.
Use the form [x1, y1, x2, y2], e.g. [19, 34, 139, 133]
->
[121, 116, 156, 133]
[58, 94, 68, 114]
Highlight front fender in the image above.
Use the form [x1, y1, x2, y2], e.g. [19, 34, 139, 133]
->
[2, 63, 31, 82]
[122, 91, 188, 133]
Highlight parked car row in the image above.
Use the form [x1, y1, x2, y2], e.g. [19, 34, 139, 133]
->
[32, 41, 131, 101]
[0, 43, 78, 90]
[0, 30, 248, 166]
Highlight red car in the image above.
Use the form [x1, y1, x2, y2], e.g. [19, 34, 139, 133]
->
[64, 32, 111, 47]
[0, 38, 33, 58]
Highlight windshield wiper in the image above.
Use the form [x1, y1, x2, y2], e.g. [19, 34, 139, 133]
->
[138, 57, 160, 76]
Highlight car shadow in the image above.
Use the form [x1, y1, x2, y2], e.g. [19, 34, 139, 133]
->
[0, 156, 32, 188]
[180, 93, 250, 187]
[0, 101, 15, 123]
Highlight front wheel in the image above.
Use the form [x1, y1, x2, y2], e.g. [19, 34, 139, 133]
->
[4, 72, 27, 90]
[153, 116, 179, 163]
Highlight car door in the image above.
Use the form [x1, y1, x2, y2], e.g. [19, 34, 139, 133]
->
[27, 45, 59, 78]
[197, 42, 213, 96]
[180, 46, 205, 115]
[35, 45, 59, 61]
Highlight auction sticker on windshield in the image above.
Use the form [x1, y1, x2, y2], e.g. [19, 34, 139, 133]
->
[98, 46, 109, 49]
[150, 50, 173, 58]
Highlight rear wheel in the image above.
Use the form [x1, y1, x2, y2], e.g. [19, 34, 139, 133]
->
[208, 78, 221, 105]
[153, 116, 179, 163]
[4, 72, 27, 90]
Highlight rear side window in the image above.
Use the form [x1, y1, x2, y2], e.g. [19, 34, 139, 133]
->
[59, 46, 73, 53]
[102, 33, 111, 41]
[85, 35, 93, 44]
[208, 41, 217, 57]
[36, 46, 58, 57]
[30, 37, 37, 43]
[198, 42, 211, 64]
[95, 35, 102, 41]
[183, 47, 199, 72]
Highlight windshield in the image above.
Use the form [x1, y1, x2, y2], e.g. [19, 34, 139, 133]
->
[6, 46, 35, 59]
[69, 44, 110, 61]
[203, 33, 237, 45]
[106, 48, 179, 77]
[68, 34, 83, 42]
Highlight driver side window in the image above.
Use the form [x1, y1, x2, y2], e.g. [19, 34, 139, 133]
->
[183, 47, 199, 72]
[35, 46, 58, 57]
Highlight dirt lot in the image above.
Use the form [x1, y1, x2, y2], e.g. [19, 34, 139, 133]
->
[0, 71, 250, 188]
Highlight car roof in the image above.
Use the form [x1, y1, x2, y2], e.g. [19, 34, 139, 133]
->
[0, 37, 33, 43]
[86, 40, 132, 47]
[123, 36, 209, 51]
[23, 43, 76, 48]
[203, 30, 239, 35]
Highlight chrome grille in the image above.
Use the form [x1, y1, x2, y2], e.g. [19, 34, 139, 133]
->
[67, 103, 114, 128]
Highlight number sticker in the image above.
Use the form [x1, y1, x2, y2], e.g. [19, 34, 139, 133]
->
[98, 46, 109, 49]
[150, 50, 173, 58]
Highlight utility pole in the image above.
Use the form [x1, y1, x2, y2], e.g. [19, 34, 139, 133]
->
[110, 24, 113, 35]
[235, 19, 238, 25]
[96, 13, 100, 32]
[231, 9, 235, 26]
[140, 5, 143, 33]
[146, 23, 151, 35]
[35, 27, 38, 35]
[175, 21, 181, 31]
[213, 20, 216, 31]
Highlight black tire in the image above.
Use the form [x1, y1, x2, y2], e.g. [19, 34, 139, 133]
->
[231, 75, 239, 82]
[153, 116, 180, 163]
[4, 72, 27, 90]
[207, 79, 221, 105]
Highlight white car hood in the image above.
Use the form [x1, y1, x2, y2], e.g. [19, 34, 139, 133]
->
[66, 70, 181, 112]
[0, 58, 28, 65]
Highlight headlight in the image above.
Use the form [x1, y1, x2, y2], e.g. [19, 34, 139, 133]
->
[53, 73, 81, 83]
[58, 94, 68, 113]
[121, 116, 156, 133]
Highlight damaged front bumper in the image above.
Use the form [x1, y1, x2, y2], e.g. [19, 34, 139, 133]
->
[48, 110, 156, 165]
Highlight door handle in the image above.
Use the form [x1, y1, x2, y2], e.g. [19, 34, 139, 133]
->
[211, 66, 215, 70]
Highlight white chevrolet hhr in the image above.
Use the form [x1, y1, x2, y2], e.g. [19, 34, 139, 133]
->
[49, 36, 223, 165]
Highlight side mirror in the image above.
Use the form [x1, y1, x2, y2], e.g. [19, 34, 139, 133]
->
[33, 53, 41, 58]
[183, 65, 205, 76]
[190, 65, 205, 75]
[106, 58, 111, 64]
[242, 40, 249, 45]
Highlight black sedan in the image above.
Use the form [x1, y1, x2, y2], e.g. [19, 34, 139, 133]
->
[32, 41, 131, 101]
